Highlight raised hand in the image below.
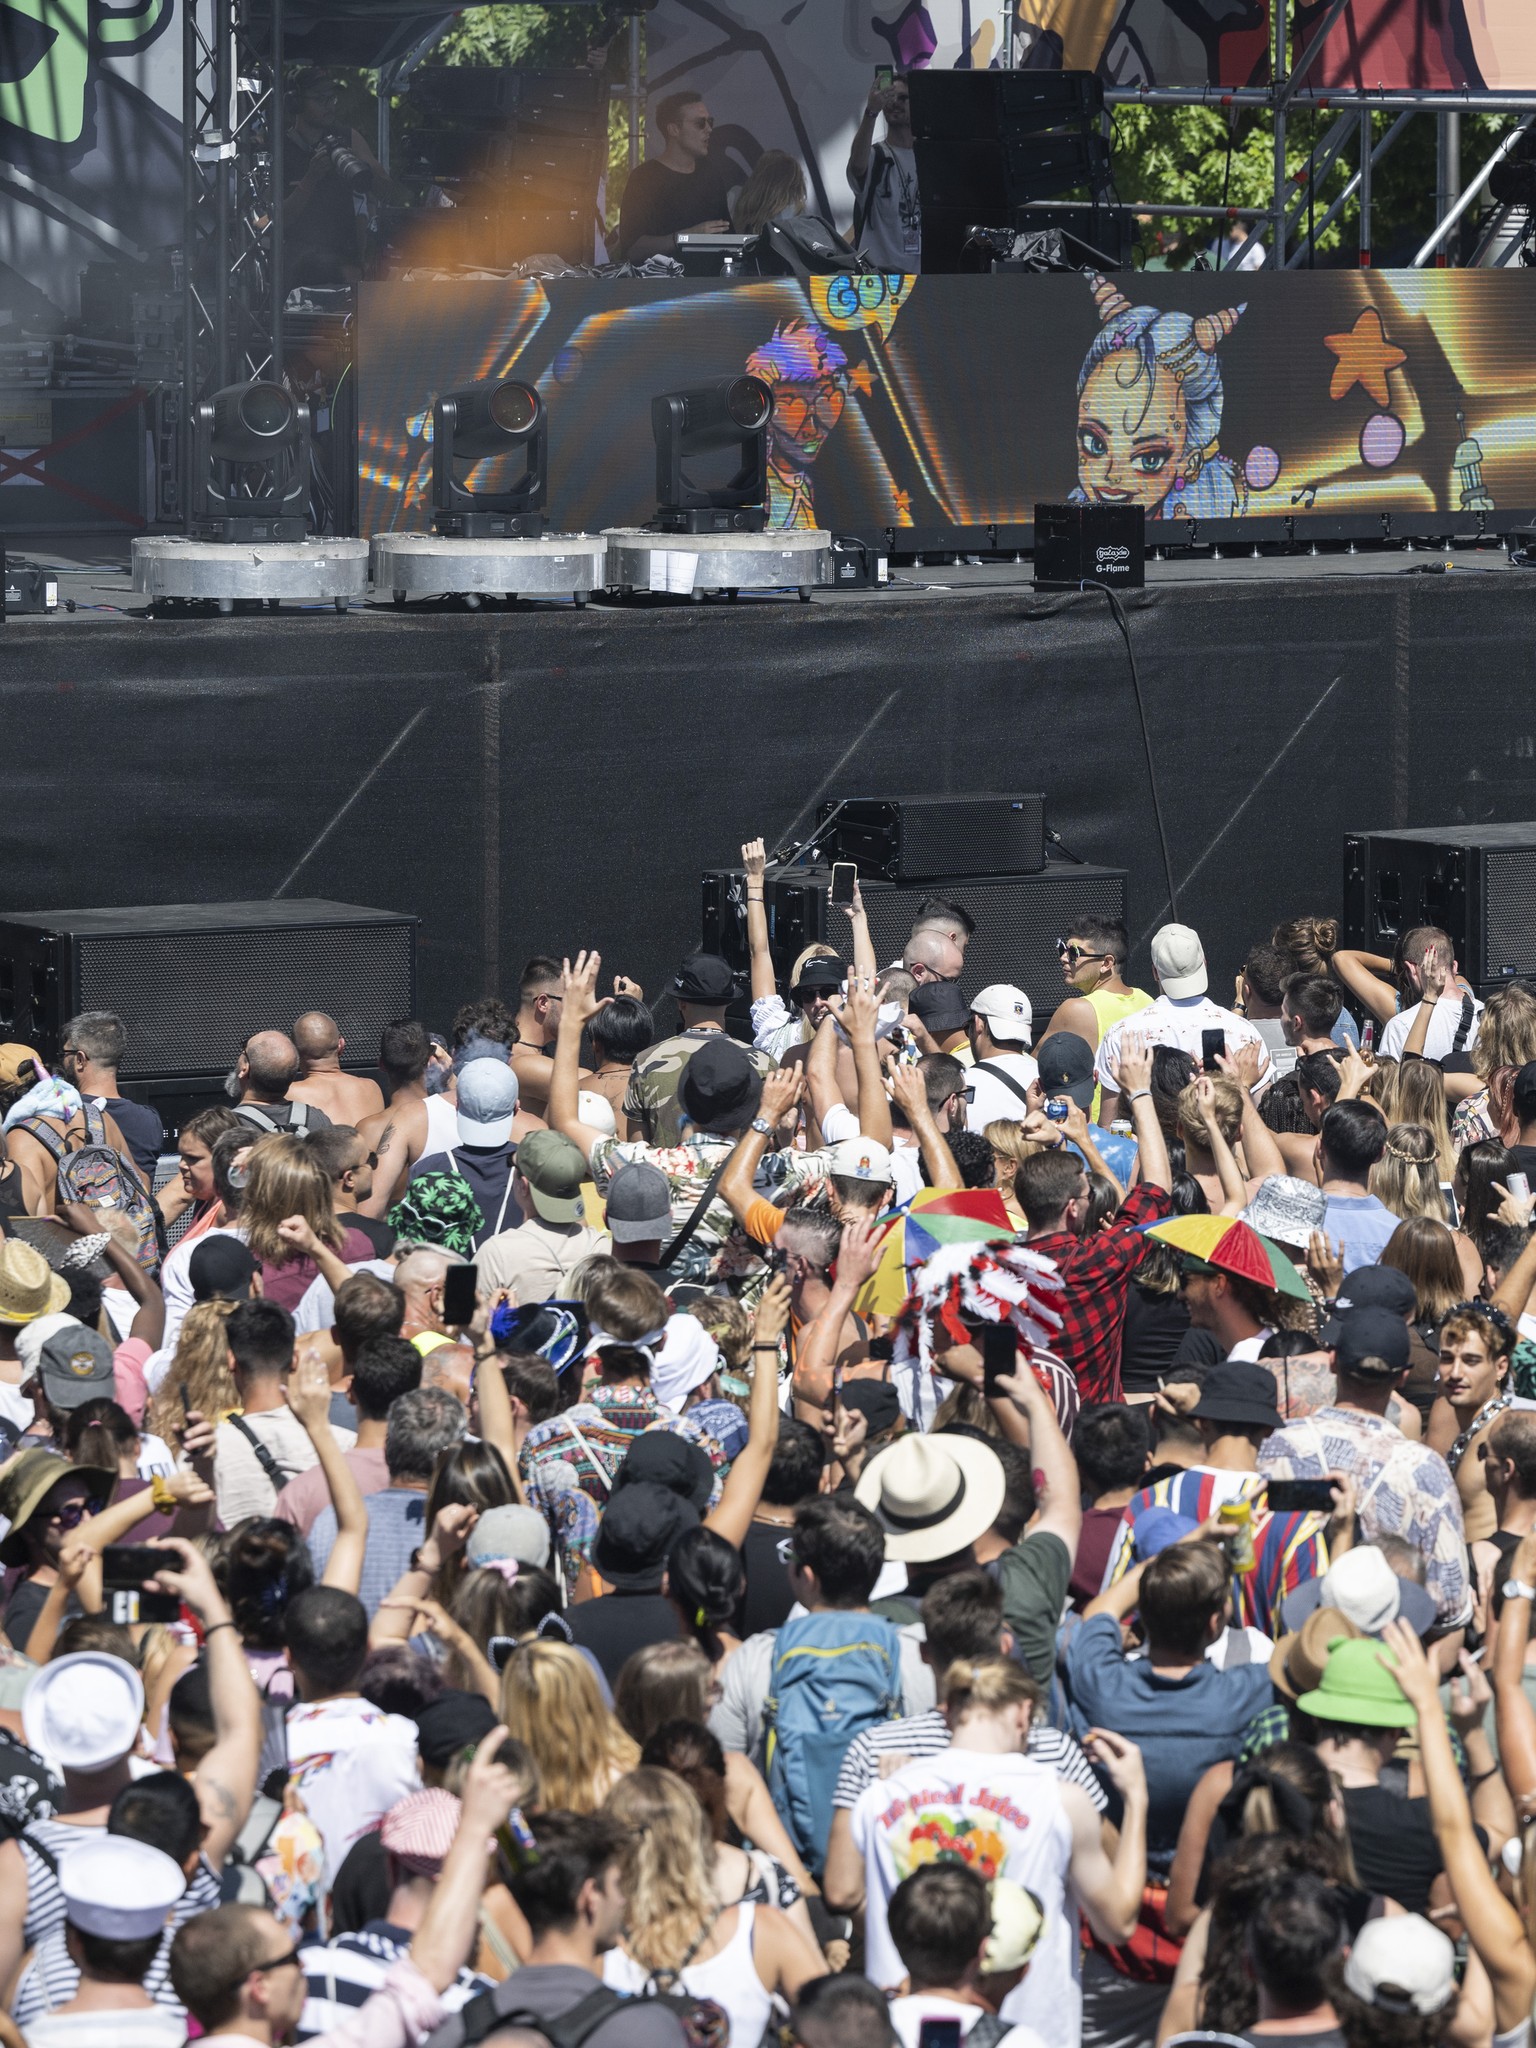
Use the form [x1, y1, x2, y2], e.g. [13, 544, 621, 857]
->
[1216, 1039, 1265, 1094]
[1083, 1727, 1147, 1799]
[1112, 1029, 1153, 1097]
[560, 950, 610, 1028]
[143, 1535, 224, 1619]
[275, 1213, 320, 1258]
[284, 1351, 334, 1433]
[757, 1065, 804, 1128]
[742, 837, 767, 883]
[754, 1272, 793, 1345]
[835, 1216, 887, 1289]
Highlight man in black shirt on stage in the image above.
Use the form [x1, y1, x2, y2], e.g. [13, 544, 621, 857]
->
[617, 91, 735, 261]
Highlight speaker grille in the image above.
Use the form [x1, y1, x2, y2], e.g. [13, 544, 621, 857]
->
[1484, 847, 1536, 982]
[77, 924, 416, 1080]
[859, 871, 1127, 1028]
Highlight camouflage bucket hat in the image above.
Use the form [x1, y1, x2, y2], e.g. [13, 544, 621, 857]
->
[387, 1172, 484, 1257]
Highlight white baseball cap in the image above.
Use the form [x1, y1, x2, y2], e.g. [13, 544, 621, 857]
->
[1150, 923, 1208, 999]
[1343, 1915, 1456, 2016]
[828, 1136, 894, 1185]
[970, 984, 1034, 1047]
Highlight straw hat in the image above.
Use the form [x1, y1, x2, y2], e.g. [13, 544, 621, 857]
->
[0, 1241, 71, 1326]
[855, 1433, 1007, 1562]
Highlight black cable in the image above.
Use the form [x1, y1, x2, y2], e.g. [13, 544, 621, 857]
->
[1084, 579, 1178, 923]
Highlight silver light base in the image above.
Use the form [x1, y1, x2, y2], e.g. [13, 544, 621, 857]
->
[371, 531, 607, 606]
[603, 526, 831, 601]
[133, 537, 371, 613]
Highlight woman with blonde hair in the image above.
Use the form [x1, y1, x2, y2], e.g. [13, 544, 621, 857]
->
[238, 1133, 374, 1310]
[499, 1638, 637, 1811]
[1455, 980, 1536, 1148]
[985, 1117, 1045, 1231]
[732, 150, 808, 236]
[740, 834, 877, 1061]
[602, 1767, 821, 2045]
[1371, 1122, 1447, 1224]
[1392, 1056, 1457, 1179]
[147, 1297, 237, 1447]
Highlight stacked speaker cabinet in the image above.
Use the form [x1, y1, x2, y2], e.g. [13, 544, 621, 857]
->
[702, 863, 1128, 1030]
[1343, 825, 1536, 991]
[0, 899, 417, 1127]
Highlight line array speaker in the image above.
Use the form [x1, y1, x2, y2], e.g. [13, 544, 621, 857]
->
[816, 794, 1047, 881]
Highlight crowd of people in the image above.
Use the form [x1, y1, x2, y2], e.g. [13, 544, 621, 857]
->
[2, 878, 1536, 2048]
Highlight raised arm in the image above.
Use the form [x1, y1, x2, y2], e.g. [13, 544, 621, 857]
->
[995, 1354, 1082, 1554]
[285, 1352, 368, 1596]
[1056, 1099, 1125, 1203]
[1386, 1617, 1536, 2035]
[23, 1536, 100, 1664]
[847, 81, 882, 190]
[840, 876, 877, 982]
[1109, 1030, 1171, 1193]
[1490, 1208, 1536, 1326]
[718, 1068, 803, 1235]
[1402, 940, 1450, 1060]
[409, 1729, 526, 1992]
[1493, 1533, 1536, 1808]
[370, 1503, 480, 1648]
[1068, 1736, 1148, 1944]
[742, 838, 778, 1005]
[790, 1219, 884, 1412]
[274, 1214, 352, 1296]
[1331, 948, 1400, 1026]
[61, 1200, 165, 1351]
[806, 1013, 849, 1137]
[470, 1340, 524, 1505]
[1193, 1074, 1248, 1212]
[707, 1276, 792, 1549]
[888, 1061, 959, 1191]
[146, 1537, 262, 1867]
[825, 978, 893, 1151]
[548, 950, 615, 1165]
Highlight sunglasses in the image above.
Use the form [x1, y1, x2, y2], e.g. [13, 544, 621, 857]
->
[249, 1946, 305, 1977]
[45, 1498, 89, 1531]
[1056, 940, 1106, 964]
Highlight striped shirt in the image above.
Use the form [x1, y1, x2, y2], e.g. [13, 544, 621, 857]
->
[1102, 1467, 1328, 1638]
[298, 1923, 488, 2039]
[15, 1821, 218, 2026]
[832, 1710, 1107, 1812]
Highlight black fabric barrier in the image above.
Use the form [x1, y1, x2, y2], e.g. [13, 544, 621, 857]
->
[3, 571, 1535, 1034]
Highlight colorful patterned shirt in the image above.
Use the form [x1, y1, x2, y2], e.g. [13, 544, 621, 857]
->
[519, 1383, 727, 1581]
[1102, 1466, 1329, 1637]
[1258, 1405, 1470, 1625]
[588, 1132, 832, 1284]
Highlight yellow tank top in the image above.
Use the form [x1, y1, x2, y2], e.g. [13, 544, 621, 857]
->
[1085, 986, 1153, 1120]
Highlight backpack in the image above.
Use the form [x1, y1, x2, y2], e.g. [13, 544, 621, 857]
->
[232, 1101, 315, 1136]
[764, 1610, 903, 1874]
[456, 1981, 728, 2048]
[15, 1106, 159, 1271]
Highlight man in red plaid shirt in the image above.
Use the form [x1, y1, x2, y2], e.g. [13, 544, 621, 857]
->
[1014, 1032, 1173, 1404]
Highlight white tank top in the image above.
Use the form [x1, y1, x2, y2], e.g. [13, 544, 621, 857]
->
[603, 1902, 772, 2048]
[423, 1094, 460, 1156]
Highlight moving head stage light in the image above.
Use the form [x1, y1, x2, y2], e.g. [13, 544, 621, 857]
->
[432, 379, 547, 539]
[132, 379, 368, 612]
[650, 375, 774, 535]
[370, 376, 605, 607]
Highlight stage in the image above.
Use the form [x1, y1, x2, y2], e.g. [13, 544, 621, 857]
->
[3, 547, 1533, 1031]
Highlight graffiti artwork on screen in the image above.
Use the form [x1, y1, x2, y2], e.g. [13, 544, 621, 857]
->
[1293, 0, 1536, 90]
[355, 271, 1536, 541]
[1005, 0, 1269, 86]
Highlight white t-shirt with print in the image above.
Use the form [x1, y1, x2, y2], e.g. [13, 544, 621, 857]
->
[852, 1747, 1077, 2048]
[890, 1995, 1048, 2048]
[1378, 993, 1483, 1063]
[1094, 993, 1270, 1094]
[285, 1695, 421, 1886]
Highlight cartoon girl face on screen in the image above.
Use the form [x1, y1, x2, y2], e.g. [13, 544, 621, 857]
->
[1070, 274, 1248, 520]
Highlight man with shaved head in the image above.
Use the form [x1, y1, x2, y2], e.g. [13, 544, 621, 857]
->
[290, 1011, 385, 1126]
[903, 928, 965, 987]
[229, 1030, 334, 1135]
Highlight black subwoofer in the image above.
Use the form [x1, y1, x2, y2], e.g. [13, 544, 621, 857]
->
[1343, 825, 1536, 992]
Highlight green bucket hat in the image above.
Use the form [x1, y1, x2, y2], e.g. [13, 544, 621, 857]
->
[387, 1171, 484, 1259]
[1296, 1635, 1416, 1729]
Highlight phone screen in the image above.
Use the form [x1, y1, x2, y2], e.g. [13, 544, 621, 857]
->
[829, 862, 858, 908]
[980, 1323, 1016, 1398]
[102, 1546, 179, 1624]
[1200, 1027, 1226, 1070]
[1265, 1478, 1337, 1515]
[442, 1262, 480, 1328]
[875, 64, 895, 89]
[917, 2021, 963, 2048]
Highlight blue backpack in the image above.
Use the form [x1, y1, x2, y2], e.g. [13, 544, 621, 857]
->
[763, 1610, 903, 1873]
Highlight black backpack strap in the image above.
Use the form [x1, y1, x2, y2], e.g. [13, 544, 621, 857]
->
[852, 141, 889, 247]
[659, 1155, 729, 1271]
[966, 2018, 1014, 2048]
[459, 1984, 629, 2048]
[972, 1059, 1035, 1109]
[1451, 991, 1475, 1056]
[229, 1414, 286, 1491]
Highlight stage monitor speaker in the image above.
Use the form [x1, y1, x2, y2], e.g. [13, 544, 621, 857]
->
[702, 864, 1128, 1032]
[1342, 825, 1536, 992]
[816, 794, 1047, 880]
[1034, 502, 1144, 589]
[0, 899, 417, 1086]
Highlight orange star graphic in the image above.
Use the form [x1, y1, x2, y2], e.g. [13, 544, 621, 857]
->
[1324, 307, 1407, 407]
[892, 487, 912, 523]
[850, 363, 873, 395]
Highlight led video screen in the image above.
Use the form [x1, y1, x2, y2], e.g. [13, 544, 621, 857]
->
[357, 269, 1536, 540]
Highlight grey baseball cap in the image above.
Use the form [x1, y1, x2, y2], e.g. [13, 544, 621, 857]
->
[605, 1161, 672, 1243]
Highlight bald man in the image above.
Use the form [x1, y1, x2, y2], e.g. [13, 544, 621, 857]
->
[290, 1011, 385, 1126]
[230, 1030, 334, 1135]
[902, 929, 965, 986]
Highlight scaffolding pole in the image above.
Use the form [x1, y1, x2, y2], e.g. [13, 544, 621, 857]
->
[1284, 108, 1412, 267]
[1271, 0, 1288, 266]
[1413, 113, 1535, 264]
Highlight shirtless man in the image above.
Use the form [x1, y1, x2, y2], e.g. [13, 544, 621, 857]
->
[289, 1012, 385, 1126]
[1, 1047, 142, 1216]
[356, 1021, 458, 1217]
[1427, 1302, 1515, 1544]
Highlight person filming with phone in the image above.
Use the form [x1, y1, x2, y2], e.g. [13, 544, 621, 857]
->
[848, 69, 920, 270]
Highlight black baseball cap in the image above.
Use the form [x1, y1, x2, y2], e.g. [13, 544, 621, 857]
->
[614, 1430, 713, 1511]
[791, 956, 845, 998]
[1332, 1305, 1412, 1377]
[839, 1380, 902, 1435]
[1320, 1265, 1415, 1345]
[1189, 1360, 1284, 1432]
[673, 952, 735, 1003]
[910, 979, 970, 1036]
[189, 1236, 258, 1303]
[1034, 1031, 1096, 1112]
[414, 1691, 499, 1768]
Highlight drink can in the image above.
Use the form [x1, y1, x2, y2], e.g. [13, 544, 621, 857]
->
[1219, 1498, 1256, 1574]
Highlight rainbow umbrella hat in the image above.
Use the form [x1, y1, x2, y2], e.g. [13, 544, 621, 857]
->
[856, 1187, 1016, 1317]
[1140, 1213, 1312, 1301]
